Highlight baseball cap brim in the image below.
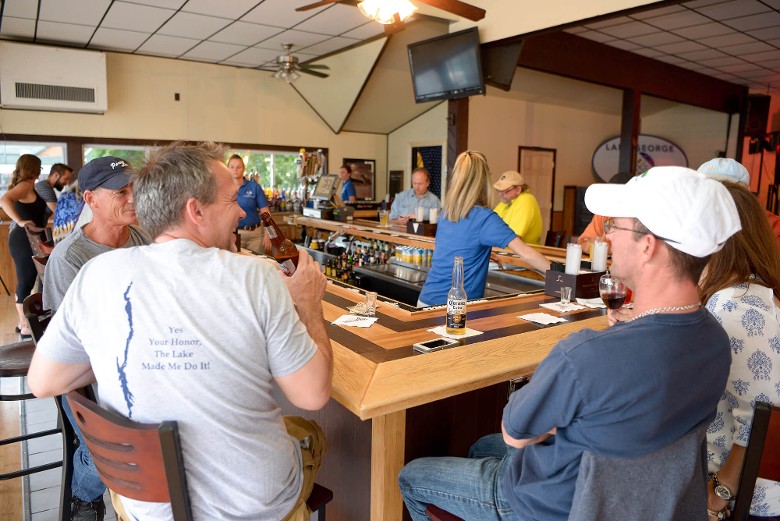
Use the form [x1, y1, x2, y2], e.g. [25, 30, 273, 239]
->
[93, 171, 130, 191]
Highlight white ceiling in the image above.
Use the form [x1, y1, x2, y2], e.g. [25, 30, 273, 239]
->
[0, 0, 777, 133]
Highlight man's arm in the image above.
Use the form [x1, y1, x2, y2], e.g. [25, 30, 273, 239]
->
[28, 353, 95, 397]
[274, 250, 332, 410]
[502, 422, 556, 448]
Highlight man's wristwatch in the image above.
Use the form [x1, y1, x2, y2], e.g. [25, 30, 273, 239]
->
[708, 472, 736, 501]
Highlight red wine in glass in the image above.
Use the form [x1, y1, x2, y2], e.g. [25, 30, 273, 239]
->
[602, 292, 627, 309]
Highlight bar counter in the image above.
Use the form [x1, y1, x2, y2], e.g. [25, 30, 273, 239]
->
[273, 222, 609, 520]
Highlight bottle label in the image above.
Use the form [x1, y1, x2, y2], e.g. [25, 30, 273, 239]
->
[279, 259, 296, 276]
[266, 226, 278, 239]
[446, 298, 466, 330]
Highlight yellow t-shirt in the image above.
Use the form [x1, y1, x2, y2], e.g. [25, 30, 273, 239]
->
[493, 191, 543, 244]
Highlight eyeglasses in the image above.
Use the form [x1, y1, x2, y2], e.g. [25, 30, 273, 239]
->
[500, 186, 518, 196]
[603, 218, 680, 244]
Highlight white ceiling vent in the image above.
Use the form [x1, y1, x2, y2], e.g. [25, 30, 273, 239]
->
[0, 42, 107, 114]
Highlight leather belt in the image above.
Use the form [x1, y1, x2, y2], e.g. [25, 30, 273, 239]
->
[240, 224, 260, 231]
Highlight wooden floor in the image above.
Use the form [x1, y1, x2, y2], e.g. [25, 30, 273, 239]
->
[1, 293, 24, 521]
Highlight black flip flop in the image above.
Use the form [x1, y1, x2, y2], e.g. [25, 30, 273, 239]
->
[15, 326, 21, 333]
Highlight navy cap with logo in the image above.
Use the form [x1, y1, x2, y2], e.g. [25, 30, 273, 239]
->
[78, 156, 132, 192]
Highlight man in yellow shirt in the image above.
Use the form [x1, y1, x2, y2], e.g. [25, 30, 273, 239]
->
[493, 170, 543, 245]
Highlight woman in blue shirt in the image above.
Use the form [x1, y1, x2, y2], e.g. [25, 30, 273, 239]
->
[338, 164, 356, 203]
[418, 151, 550, 307]
[228, 154, 270, 254]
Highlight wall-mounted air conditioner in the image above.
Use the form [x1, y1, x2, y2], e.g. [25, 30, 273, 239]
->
[0, 41, 107, 114]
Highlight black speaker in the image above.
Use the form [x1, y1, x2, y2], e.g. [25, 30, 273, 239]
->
[744, 94, 771, 138]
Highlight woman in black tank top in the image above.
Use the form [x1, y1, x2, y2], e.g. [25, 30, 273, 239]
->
[0, 154, 48, 337]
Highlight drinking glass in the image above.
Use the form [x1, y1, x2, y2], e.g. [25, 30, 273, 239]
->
[560, 286, 572, 306]
[599, 272, 627, 310]
[365, 291, 378, 316]
[378, 210, 390, 227]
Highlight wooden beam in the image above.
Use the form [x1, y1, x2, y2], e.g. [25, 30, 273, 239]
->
[619, 89, 641, 176]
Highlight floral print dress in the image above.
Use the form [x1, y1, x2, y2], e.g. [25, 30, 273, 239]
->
[706, 280, 780, 517]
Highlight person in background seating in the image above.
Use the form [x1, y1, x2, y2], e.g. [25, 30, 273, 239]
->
[36, 163, 73, 213]
[492, 170, 543, 245]
[400, 166, 739, 521]
[389, 167, 441, 225]
[338, 164, 356, 203]
[227, 154, 271, 254]
[699, 182, 780, 520]
[29, 141, 332, 521]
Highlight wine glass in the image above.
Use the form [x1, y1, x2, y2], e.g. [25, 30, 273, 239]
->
[599, 271, 627, 310]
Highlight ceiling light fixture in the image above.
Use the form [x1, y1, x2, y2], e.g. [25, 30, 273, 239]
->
[358, 0, 417, 24]
[274, 68, 300, 83]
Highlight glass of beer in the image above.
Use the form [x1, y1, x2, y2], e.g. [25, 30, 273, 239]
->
[599, 271, 627, 310]
[379, 210, 390, 227]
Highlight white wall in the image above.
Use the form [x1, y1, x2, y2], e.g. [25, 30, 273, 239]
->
[0, 51, 387, 186]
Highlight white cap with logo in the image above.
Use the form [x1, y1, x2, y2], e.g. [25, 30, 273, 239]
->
[696, 158, 750, 186]
[584, 166, 741, 258]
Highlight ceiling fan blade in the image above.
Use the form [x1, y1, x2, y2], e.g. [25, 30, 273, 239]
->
[296, 0, 343, 12]
[300, 63, 330, 69]
[300, 68, 329, 78]
[415, 0, 486, 21]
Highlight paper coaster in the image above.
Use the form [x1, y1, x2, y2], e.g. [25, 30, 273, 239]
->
[427, 325, 484, 339]
[332, 315, 378, 328]
[519, 313, 568, 325]
[540, 302, 586, 313]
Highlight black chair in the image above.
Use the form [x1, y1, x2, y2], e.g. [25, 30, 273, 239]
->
[545, 230, 567, 248]
[22, 291, 76, 521]
[732, 401, 780, 521]
[67, 390, 334, 521]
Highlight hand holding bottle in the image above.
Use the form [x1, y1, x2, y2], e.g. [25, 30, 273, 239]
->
[282, 249, 327, 318]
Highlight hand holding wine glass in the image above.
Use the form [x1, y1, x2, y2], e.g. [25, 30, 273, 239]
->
[599, 271, 627, 310]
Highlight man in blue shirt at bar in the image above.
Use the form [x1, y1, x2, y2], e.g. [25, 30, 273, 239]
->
[399, 167, 741, 521]
[389, 167, 440, 224]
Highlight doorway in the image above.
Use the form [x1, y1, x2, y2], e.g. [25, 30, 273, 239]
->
[518, 146, 556, 239]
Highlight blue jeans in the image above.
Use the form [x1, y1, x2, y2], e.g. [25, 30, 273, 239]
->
[398, 433, 520, 521]
[61, 396, 107, 502]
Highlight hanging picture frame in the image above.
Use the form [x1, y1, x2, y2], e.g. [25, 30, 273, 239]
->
[342, 158, 375, 201]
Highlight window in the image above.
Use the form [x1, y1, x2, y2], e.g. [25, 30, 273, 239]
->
[229, 150, 300, 190]
[0, 141, 67, 197]
[84, 144, 149, 170]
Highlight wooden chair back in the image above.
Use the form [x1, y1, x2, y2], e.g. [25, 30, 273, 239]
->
[23, 292, 51, 345]
[732, 401, 780, 521]
[32, 255, 48, 280]
[545, 230, 567, 248]
[66, 390, 193, 521]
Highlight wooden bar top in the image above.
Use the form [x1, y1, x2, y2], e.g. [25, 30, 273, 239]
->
[322, 281, 608, 420]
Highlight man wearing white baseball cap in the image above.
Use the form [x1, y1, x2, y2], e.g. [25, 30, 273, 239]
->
[398, 167, 741, 521]
[697, 157, 780, 246]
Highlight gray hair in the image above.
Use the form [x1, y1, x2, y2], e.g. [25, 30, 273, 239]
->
[134, 141, 226, 238]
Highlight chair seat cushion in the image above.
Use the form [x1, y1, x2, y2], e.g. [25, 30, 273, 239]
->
[0, 340, 36, 377]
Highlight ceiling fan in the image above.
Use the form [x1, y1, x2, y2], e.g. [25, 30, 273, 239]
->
[269, 44, 330, 83]
[296, 0, 486, 34]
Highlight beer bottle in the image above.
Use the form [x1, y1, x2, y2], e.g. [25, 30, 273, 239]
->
[260, 212, 299, 276]
[446, 256, 467, 335]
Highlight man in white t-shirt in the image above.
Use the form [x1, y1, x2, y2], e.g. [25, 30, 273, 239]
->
[28, 142, 332, 521]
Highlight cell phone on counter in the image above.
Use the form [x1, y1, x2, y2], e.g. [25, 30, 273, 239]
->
[413, 337, 459, 354]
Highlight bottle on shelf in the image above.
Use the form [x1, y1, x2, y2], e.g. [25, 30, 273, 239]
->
[446, 256, 467, 335]
[260, 211, 299, 276]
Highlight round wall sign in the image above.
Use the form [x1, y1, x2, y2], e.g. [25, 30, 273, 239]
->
[591, 135, 688, 182]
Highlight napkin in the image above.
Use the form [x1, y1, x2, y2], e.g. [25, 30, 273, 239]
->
[519, 313, 568, 325]
[540, 302, 586, 313]
[576, 297, 607, 309]
[427, 325, 484, 339]
[347, 302, 381, 315]
[332, 315, 378, 328]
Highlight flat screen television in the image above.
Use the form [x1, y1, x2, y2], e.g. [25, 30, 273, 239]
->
[481, 40, 523, 91]
[312, 174, 338, 201]
[408, 27, 485, 103]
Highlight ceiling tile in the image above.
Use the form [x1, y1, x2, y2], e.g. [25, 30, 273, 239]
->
[39, 0, 111, 26]
[721, 40, 774, 55]
[763, 0, 780, 8]
[719, 62, 767, 74]
[682, 0, 729, 8]
[182, 0, 260, 19]
[632, 47, 665, 58]
[341, 22, 386, 40]
[607, 39, 642, 51]
[740, 50, 780, 62]
[209, 21, 284, 46]
[630, 31, 685, 47]
[0, 17, 36, 39]
[698, 55, 748, 67]
[696, 0, 770, 20]
[753, 26, 780, 40]
[90, 27, 149, 51]
[36, 21, 94, 45]
[157, 11, 232, 39]
[136, 34, 199, 57]
[182, 41, 247, 62]
[103, 2, 174, 33]
[677, 48, 729, 61]
[630, 5, 685, 19]
[241, 0, 328, 29]
[669, 21, 732, 39]
[298, 36, 360, 55]
[643, 10, 711, 30]
[221, 46, 279, 67]
[295, 4, 370, 36]
[3, 0, 40, 19]
[698, 32, 756, 47]
[122, 0, 186, 9]
[655, 40, 707, 54]
[598, 21, 659, 38]
[722, 11, 780, 30]
[654, 54, 689, 65]
[566, 27, 588, 34]
[583, 16, 632, 30]
[577, 31, 616, 43]
[255, 29, 330, 51]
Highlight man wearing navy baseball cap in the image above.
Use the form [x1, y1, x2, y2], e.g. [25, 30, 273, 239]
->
[43, 156, 151, 521]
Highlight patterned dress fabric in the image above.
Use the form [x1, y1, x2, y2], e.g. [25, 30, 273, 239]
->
[706, 280, 780, 517]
